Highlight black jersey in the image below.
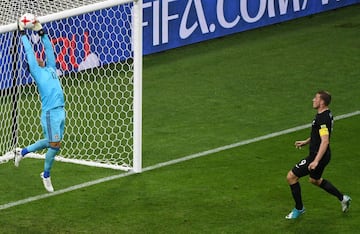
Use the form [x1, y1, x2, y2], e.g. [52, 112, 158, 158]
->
[309, 109, 333, 154]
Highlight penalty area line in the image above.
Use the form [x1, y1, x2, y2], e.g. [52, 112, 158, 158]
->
[0, 110, 359, 210]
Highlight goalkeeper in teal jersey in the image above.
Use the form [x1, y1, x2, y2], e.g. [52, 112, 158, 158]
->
[14, 18, 65, 193]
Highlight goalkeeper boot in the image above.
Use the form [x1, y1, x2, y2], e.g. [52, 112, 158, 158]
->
[14, 148, 23, 167]
[285, 207, 305, 219]
[40, 172, 54, 193]
[341, 195, 351, 212]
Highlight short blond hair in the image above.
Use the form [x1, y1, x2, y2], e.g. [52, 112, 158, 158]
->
[317, 90, 331, 106]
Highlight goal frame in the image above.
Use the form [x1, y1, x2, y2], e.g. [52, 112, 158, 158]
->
[0, 0, 143, 173]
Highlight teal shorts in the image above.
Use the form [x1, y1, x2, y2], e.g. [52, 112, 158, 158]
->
[41, 107, 66, 143]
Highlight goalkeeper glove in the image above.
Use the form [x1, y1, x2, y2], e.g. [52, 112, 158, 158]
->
[33, 18, 45, 36]
[17, 18, 25, 35]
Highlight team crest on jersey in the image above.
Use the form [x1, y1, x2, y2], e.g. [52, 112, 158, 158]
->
[54, 134, 60, 140]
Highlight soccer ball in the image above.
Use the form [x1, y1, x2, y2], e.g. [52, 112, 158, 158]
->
[19, 13, 37, 29]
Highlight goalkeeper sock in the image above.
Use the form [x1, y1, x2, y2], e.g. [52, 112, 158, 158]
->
[21, 148, 29, 156]
[43, 171, 50, 178]
[44, 147, 59, 176]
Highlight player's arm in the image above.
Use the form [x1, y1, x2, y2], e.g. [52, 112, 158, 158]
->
[308, 125, 329, 170]
[42, 34, 56, 69]
[313, 125, 330, 163]
[294, 137, 310, 149]
[34, 20, 57, 69]
[20, 35, 40, 72]
[18, 17, 40, 74]
[314, 134, 329, 162]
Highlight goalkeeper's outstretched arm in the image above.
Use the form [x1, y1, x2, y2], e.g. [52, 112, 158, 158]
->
[18, 17, 42, 76]
[20, 35, 42, 76]
[33, 19, 56, 69]
[42, 34, 56, 69]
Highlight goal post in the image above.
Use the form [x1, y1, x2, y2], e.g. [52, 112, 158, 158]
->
[0, 0, 143, 172]
[132, 1, 143, 173]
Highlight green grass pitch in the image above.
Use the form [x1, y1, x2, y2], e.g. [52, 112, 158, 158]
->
[0, 4, 359, 233]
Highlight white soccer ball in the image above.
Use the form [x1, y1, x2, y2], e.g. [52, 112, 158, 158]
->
[19, 13, 37, 29]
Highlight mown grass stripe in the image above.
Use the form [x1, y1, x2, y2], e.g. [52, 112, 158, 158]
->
[0, 110, 358, 211]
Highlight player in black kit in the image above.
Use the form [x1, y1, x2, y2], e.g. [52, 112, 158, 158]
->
[285, 91, 351, 219]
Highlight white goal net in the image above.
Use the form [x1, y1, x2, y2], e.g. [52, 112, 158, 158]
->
[0, 0, 142, 172]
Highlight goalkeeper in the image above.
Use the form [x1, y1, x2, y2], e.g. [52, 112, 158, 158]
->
[15, 18, 65, 193]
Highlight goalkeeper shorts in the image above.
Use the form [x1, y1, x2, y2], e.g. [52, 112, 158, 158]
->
[41, 107, 66, 143]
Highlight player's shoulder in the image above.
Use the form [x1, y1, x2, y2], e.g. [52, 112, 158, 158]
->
[322, 109, 333, 118]
[317, 109, 333, 123]
[317, 109, 332, 116]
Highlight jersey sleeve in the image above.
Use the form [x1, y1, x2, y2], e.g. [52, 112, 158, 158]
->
[42, 34, 56, 69]
[21, 35, 41, 75]
[318, 112, 332, 137]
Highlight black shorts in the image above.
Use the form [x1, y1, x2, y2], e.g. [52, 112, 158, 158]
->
[291, 150, 331, 180]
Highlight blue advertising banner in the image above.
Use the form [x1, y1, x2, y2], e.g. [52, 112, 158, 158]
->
[142, 0, 360, 54]
[1, 0, 359, 90]
[0, 4, 133, 90]
[50, 4, 132, 73]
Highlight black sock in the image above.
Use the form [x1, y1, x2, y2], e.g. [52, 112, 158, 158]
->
[320, 179, 343, 201]
[290, 182, 303, 210]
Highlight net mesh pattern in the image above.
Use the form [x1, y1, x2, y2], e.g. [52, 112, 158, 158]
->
[0, 1, 135, 170]
[0, 0, 111, 26]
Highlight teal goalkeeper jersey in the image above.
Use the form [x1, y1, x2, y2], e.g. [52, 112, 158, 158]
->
[21, 34, 65, 112]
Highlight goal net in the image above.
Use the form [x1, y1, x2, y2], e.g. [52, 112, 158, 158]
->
[0, 0, 142, 172]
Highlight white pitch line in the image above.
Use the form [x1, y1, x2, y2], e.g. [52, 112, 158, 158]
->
[0, 110, 359, 211]
[143, 110, 360, 172]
